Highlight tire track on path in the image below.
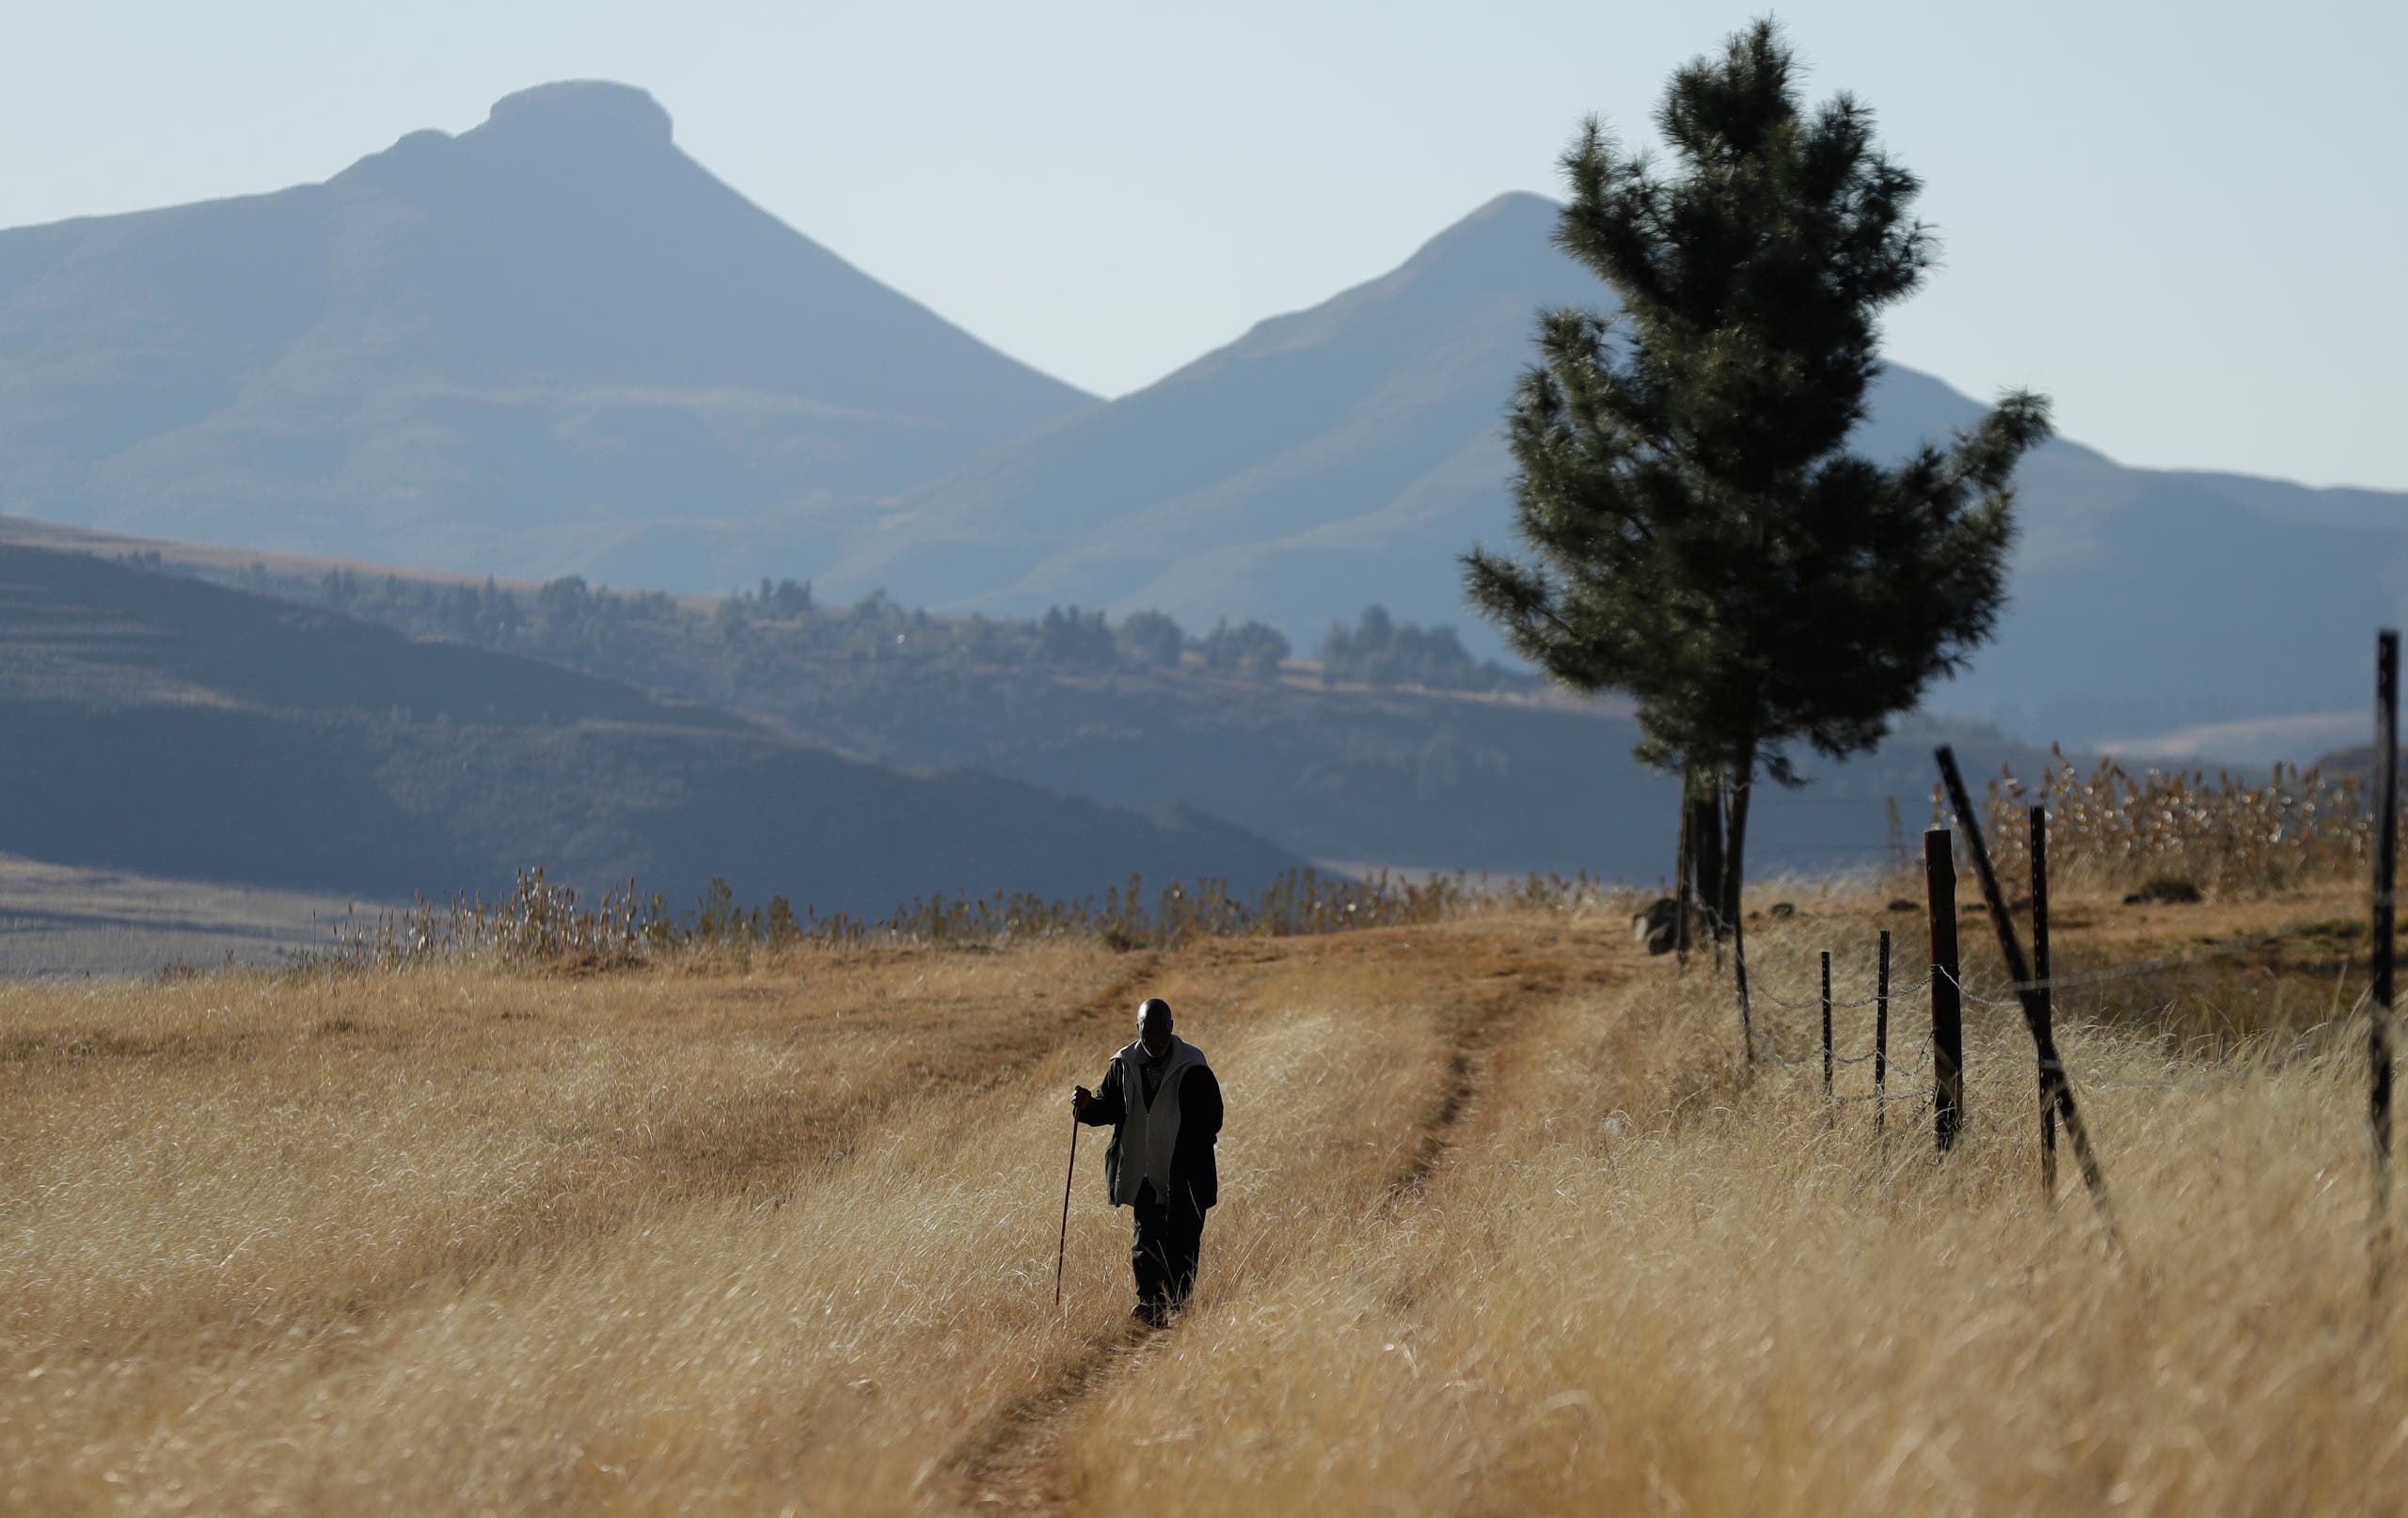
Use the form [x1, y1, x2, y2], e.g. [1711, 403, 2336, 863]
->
[941, 950, 1180, 1512]
[1383, 988, 1529, 1207]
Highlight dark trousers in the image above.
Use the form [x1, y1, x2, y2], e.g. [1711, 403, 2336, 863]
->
[1130, 1182, 1207, 1309]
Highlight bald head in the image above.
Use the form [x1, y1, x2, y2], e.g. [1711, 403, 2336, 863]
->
[1137, 997, 1174, 1054]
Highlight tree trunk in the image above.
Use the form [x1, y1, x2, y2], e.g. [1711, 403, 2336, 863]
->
[1688, 782, 1726, 967]
[1721, 742, 1758, 1066]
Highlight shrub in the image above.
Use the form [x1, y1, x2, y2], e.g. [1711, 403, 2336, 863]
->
[1034, 606, 1117, 669]
[1117, 609, 1186, 667]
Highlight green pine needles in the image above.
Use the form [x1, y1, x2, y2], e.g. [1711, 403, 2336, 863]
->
[1464, 19, 2052, 972]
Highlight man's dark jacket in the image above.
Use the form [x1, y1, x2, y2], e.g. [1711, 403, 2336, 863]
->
[1079, 1037, 1223, 1210]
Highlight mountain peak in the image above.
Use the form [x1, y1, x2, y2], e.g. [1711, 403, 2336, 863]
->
[1314, 188, 1570, 313]
[1410, 190, 1560, 263]
[481, 80, 673, 147]
[3, 68, 1095, 572]
[1458, 190, 1559, 227]
[336, 81, 675, 186]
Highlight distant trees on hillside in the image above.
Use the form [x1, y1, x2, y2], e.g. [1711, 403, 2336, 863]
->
[1117, 609, 1186, 667]
[135, 554, 1551, 704]
[1201, 620, 1291, 680]
[537, 575, 596, 629]
[1317, 606, 1520, 692]
[1036, 606, 1117, 669]
[715, 577, 814, 625]
[439, 578, 526, 644]
[314, 565, 539, 645]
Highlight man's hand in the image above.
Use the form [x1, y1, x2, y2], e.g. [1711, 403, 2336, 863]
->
[1071, 1084, 1093, 1118]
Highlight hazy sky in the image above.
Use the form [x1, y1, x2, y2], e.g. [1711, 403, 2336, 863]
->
[6, 1, 2402, 490]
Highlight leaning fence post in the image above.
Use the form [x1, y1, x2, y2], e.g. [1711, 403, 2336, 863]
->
[2373, 629, 2399, 1293]
[1926, 829, 1964, 1156]
[1938, 746, 2122, 1252]
[2032, 804, 2059, 1203]
[1876, 928, 1892, 1149]
[1821, 950, 1834, 1109]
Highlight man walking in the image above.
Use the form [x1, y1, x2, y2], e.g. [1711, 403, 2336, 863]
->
[1071, 997, 1222, 1326]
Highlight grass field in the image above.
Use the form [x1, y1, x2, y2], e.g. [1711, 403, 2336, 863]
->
[3, 882, 2400, 1513]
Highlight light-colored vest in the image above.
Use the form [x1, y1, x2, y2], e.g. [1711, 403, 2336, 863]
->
[1114, 1037, 1206, 1206]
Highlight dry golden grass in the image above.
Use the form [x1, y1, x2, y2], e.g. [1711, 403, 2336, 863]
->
[3, 887, 2400, 1514]
[1050, 901, 2408, 1514]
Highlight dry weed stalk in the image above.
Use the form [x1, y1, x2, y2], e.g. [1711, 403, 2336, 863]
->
[320, 865, 1626, 974]
[1960, 746, 2377, 897]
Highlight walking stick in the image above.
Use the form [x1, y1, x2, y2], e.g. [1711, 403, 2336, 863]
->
[1054, 1110, 1079, 1307]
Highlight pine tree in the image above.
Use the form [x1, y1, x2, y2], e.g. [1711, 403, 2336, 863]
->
[1463, 19, 2052, 1056]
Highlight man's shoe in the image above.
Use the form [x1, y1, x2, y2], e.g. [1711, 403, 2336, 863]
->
[1132, 1301, 1170, 1329]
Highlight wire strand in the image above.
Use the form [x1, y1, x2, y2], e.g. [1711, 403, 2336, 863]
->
[1744, 915, 2358, 1014]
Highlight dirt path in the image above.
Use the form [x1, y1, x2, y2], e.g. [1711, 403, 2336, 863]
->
[1385, 992, 1527, 1205]
[944, 950, 1565, 1514]
[944, 1316, 1165, 1513]
[943, 954, 1195, 1514]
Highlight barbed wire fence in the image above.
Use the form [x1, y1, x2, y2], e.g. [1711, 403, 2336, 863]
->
[1712, 630, 2403, 1286]
[1752, 947, 2368, 1094]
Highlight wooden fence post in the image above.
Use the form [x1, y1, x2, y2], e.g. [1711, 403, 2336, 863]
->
[2373, 629, 2399, 1291]
[1821, 950, 1834, 1108]
[1876, 928, 1892, 1148]
[1938, 746, 2122, 1251]
[2032, 804, 2059, 1203]
[1926, 829, 1963, 1156]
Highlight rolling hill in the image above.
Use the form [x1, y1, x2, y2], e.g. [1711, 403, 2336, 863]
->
[0, 81, 1093, 584]
[816, 192, 1595, 632]
[0, 543, 1302, 917]
[2, 519, 2064, 888]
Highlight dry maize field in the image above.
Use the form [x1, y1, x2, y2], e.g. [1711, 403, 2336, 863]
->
[3, 877, 2404, 1515]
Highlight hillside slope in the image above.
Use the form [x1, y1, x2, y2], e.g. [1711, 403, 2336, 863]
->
[0, 546, 1299, 911]
[0, 81, 1093, 584]
[3, 521, 2062, 884]
[816, 193, 2408, 745]
[820, 192, 1583, 633]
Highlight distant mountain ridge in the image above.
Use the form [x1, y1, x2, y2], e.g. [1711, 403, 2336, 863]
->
[814, 192, 2408, 747]
[0, 81, 1093, 583]
[6, 91, 2403, 753]
[817, 193, 1580, 634]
